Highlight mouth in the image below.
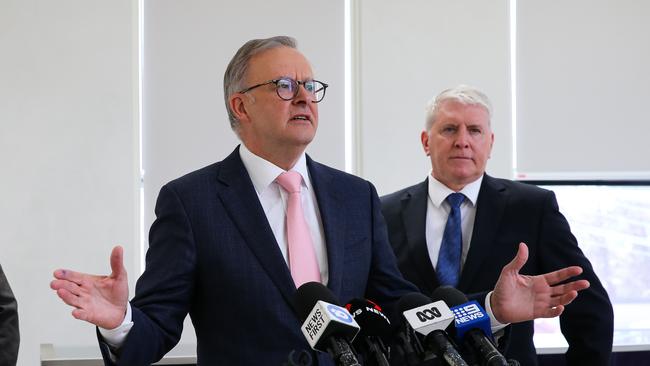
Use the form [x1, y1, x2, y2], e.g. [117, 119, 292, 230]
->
[290, 114, 312, 123]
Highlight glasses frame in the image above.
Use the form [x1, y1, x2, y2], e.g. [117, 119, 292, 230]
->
[238, 77, 328, 103]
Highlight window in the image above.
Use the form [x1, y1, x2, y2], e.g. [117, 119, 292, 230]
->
[527, 182, 650, 349]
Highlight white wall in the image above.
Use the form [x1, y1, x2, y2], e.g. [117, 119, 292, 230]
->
[515, 0, 650, 179]
[0, 1, 138, 365]
[356, 0, 512, 195]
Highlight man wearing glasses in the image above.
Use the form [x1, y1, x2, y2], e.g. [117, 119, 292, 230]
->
[51, 37, 590, 366]
[51, 35, 417, 366]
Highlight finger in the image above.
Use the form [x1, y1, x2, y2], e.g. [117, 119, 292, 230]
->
[56, 288, 82, 308]
[109, 245, 126, 279]
[72, 308, 90, 322]
[50, 279, 66, 290]
[550, 280, 590, 296]
[503, 242, 528, 273]
[541, 305, 565, 318]
[543, 266, 583, 285]
[51, 279, 82, 296]
[548, 290, 578, 307]
[53, 269, 93, 286]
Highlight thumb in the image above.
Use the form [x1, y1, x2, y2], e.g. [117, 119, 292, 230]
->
[505, 242, 528, 274]
[109, 245, 126, 279]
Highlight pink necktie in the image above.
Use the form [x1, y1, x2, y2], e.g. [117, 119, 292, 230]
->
[276, 171, 321, 287]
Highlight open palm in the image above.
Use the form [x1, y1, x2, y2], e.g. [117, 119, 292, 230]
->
[51, 246, 129, 329]
[490, 242, 590, 324]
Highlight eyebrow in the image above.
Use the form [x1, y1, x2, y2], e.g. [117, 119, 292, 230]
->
[277, 75, 315, 82]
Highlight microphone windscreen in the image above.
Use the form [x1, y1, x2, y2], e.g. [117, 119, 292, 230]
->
[294, 282, 340, 321]
[345, 298, 392, 337]
[431, 286, 468, 307]
[397, 292, 433, 313]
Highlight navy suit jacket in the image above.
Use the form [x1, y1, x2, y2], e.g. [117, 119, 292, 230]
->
[100, 146, 417, 365]
[0, 264, 19, 366]
[381, 175, 614, 366]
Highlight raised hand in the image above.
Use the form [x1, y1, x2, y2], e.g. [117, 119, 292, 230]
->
[490, 242, 590, 324]
[50, 246, 129, 329]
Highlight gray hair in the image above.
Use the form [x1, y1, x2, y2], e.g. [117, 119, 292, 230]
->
[424, 85, 492, 131]
[223, 36, 297, 132]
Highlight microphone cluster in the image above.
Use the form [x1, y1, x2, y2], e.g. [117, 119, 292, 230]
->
[293, 282, 517, 366]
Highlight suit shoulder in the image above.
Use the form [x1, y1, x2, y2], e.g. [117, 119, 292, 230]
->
[308, 159, 370, 188]
[381, 182, 423, 204]
[163, 162, 221, 193]
[488, 176, 552, 198]
[380, 181, 425, 215]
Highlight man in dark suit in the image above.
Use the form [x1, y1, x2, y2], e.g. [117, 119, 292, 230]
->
[50, 40, 590, 365]
[1, 263, 19, 366]
[381, 85, 614, 366]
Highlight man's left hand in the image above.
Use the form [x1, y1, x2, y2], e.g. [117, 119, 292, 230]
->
[490, 242, 590, 324]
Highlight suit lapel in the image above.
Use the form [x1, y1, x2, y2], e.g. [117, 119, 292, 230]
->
[306, 157, 346, 297]
[402, 179, 441, 294]
[216, 147, 296, 306]
[458, 175, 507, 290]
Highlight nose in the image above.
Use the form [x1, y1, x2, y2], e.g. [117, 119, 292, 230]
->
[292, 83, 312, 104]
[454, 127, 470, 148]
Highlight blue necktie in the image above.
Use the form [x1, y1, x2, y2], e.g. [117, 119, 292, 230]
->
[437, 193, 465, 287]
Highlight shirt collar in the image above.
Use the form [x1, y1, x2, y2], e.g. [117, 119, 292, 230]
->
[427, 173, 483, 207]
[238, 143, 311, 196]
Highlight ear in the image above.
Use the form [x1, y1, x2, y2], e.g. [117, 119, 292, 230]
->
[421, 130, 430, 156]
[229, 93, 251, 124]
[488, 132, 495, 158]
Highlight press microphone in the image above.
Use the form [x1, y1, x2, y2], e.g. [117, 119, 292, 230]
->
[295, 282, 361, 366]
[283, 349, 313, 366]
[431, 286, 508, 366]
[394, 293, 427, 365]
[399, 292, 468, 366]
[345, 298, 391, 366]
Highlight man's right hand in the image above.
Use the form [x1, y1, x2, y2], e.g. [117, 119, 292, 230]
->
[51, 245, 129, 329]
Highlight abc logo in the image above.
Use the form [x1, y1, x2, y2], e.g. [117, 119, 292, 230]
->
[327, 304, 353, 323]
[416, 306, 442, 322]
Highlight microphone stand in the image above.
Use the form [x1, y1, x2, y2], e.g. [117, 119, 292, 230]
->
[328, 337, 361, 366]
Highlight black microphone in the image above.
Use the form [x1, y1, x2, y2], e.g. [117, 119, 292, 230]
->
[431, 286, 508, 366]
[399, 292, 469, 366]
[295, 282, 361, 366]
[394, 293, 427, 365]
[345, 298, 391, 366]
[283, 349, 313, 366]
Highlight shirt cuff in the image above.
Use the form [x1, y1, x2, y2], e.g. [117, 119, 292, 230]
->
[98, 302, 134, 349]
[485, 291, 509, 333]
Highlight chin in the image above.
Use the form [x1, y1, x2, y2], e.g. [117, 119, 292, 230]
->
[287, 135, 315, 147]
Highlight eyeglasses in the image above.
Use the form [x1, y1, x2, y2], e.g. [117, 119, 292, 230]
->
[238, 77, 328, 103]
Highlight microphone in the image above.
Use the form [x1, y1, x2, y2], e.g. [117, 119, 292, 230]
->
[394, 293, 426, 365]
[399, 292, 468, 366]
[295, 282, 361, 366]
[431, 286, 508, 366]
[345, 298, 391, 366]
[283, 349, 313, 366]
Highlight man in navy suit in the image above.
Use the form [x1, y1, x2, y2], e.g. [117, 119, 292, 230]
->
[51, 39, 590, 365]
[381, 85, 614, 365]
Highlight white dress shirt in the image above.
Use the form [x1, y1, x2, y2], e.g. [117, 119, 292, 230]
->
[100, 144, 329, 348]
[425, 175, 482, 271]
[426, 174, 506, 330]
[239, 143, 329, 284]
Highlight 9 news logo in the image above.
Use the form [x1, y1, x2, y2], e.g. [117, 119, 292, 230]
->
[452, 303, 484, 324]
